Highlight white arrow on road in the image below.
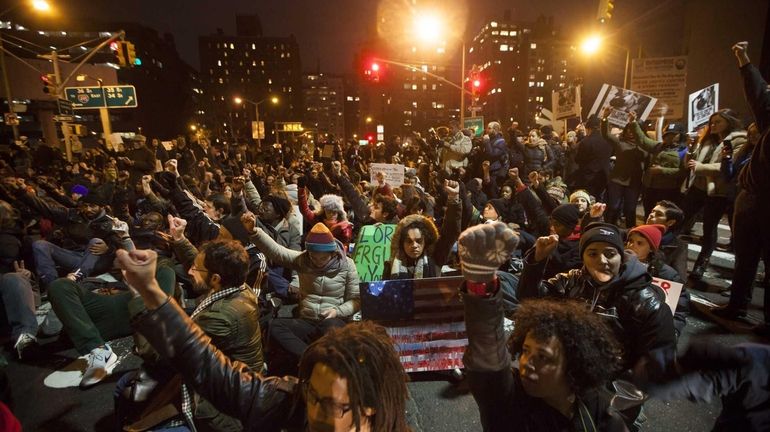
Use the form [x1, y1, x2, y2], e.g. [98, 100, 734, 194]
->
[124, 96, 135, 105]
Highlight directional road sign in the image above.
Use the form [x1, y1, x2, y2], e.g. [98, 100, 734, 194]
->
[64, 85, 139, 109]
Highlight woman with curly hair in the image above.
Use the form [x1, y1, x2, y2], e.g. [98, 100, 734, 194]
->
[458, 221, 627, 431]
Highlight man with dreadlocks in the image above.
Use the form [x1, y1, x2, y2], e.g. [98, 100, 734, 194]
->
[115, 247, 410, 432]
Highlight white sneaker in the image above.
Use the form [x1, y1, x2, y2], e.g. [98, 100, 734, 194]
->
[79, 345, 117, 388]
[14, 333, 38, 360]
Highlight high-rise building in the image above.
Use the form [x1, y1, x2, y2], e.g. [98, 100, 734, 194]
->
[198, 14, 302, 145]
[467, 14, 574, 129]
[302, 73, 345, 140]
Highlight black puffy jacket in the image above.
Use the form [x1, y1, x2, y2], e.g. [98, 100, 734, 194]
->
[519, 251, 676, 369]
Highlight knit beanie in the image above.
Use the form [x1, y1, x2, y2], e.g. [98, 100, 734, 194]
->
[550, 204, 581, 230]
[305, 222, 337, 252]
[458, 221, 519, 282]
[487, 198, 509, 221]
[579, 222, 624, 257]
[569, 189, 592, 205]
[628, 224, 667, 251]
[71, 184, 89, 197]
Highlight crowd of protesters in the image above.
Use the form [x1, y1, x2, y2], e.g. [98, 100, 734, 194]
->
[0, 41, 767, 432]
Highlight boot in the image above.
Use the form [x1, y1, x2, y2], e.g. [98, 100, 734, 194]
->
[712, 304, 747, 320]
[689, 255, 709, 280]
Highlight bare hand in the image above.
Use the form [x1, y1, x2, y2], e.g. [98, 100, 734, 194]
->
[589, 202, 607, 219]
[320, 308, 338, 320]
[647, 165, 663, 175]
[534, 234, 560, 263]
[687, 159, 698, 170]
[89, 239, 109, 255]
[528, 171, 540, 188]
[601, 106, 612, 119]
[141, 175, 153, 196]
[443, 179, 460, 198]
[13, 260, 31, 280]
[628, 110, 638, 122]
[482, 160, 491, 170]
[167, 214, 188, 241]
[232, 176, 245, 193]
[732, 41, 749, 66]
[114, 249, 166, 309]
[240, 211, 257, 234]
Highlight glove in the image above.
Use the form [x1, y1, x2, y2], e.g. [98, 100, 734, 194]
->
[297, 175, 307, 189]
[457, 222, 519, 282]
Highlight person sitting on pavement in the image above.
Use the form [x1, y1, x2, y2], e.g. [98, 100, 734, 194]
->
[298, 181, 353, 250]
[625, 224, 690, 339]
[644, 200, 688, 281]
[243, 219, 360, 370]
[382, 180, 461, 279]
[457, 222, 628, 432]
[116, 246, 409, 432]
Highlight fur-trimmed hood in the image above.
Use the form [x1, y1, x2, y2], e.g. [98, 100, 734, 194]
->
[318, 194, 347, 221]
[390, 214, 439, 261]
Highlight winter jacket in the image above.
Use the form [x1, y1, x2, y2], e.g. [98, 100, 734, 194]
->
[250, 229, 360, 320]
[688, 131, 748, 197]
[134, 299, 303, 431]
[630, 122, 685, 190]
[522, 138, 554, 175]
[297, 187, 353, 248]
[601, 119, 647, 187]
[462, 285, 628, 432]
[572, 130, 613, 193]
[485, 134, 509, 175]
[647, 255, 689, 339]
[644, 342, 770, 432]
[519, 251, 676, 369]
[739, 63, 770, 194]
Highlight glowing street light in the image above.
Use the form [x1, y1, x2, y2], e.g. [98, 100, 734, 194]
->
[32, 0, 51, 12]
[413, 12, 442, 44]
[190, 125, 197, 131]
[233, 95, 279, 147]
[581, 35, 602, 55]
[365, 116, 373, 124]
[233, 96, 243, 105]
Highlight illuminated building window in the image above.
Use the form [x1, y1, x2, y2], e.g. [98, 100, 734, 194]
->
[530, 43, 537, 49]
[218, 78, 223, 84]
[500, 44, 508, 51]
[217, 60, 222, 66]
[529, 81, 535, 87]
[404, 84, 411, 90]
[252, 43, 256, 50]
[491, 21, 498, 27]
[229, 43, 234, 49]
[412, 84, 417, 90]
[500, 30, 509, 36]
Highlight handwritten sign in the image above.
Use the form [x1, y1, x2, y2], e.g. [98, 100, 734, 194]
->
[370, 163, 405, 186]
[652, 277, 684, 314]
[353, 224, 396, 282]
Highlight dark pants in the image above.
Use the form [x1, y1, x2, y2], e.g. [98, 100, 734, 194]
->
[606, 181, 642, 228]
[680, 187, 731, 261]
[727, 191, 770, 320]
[270, 317, 346, 359]
[32, 239, 114, 288]
[642, 187, 682, 217]
[48, 266, 176, 355]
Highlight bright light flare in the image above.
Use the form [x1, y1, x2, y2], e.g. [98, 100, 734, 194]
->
[233, 97, 243, 104]
[581, 35, 602, 55]
[31, 0, 51, 12]
[270, 96, 279, 104]
[413, 12, 443, 43]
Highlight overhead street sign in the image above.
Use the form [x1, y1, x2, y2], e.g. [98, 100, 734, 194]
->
[64, 85, 139, 109]
[58, 98, 74, 115]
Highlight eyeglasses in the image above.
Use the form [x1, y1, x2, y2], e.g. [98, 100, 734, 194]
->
[189, 266, 209, 274]
[301, 381, 351, 419]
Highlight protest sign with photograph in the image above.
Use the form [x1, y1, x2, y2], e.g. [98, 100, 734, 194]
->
[352, 224, 396, 282]
[688, 84, 719, 132]
[552, 86, 581, 120]
[370, 163, 405, 186]
[630, 56, 688, 120]
[589, 84, 658, 128]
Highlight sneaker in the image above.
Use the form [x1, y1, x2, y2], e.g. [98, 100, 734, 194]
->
[14, 333, 38, 360]
[80, 345, 118, 388]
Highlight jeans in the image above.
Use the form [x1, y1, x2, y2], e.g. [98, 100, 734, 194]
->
[48, 266, 176, 355]
[681, 187, 731, 261]
[0, 273, 38, 340]
[32, 239, 114, 287]
[606, 181, 642, 228]
[270, 317, 346, 358]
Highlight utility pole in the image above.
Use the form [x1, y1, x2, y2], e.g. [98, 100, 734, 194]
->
[0, 34, 19, 141]
[43, 50, 73, 161]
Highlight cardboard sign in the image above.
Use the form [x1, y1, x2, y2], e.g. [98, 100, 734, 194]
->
[589, 84, 658, 128]
[552, 86, 582, 120]
[352, 224, 396, 282]
[688, 84, 719, 133]
[651, 277, 684, 314]
[630, 56, 688, 120]
[370, 163, 405, 186]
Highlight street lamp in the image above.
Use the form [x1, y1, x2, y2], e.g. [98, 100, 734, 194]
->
[233, 95, 279, 148]
[580, 33, 632, 89]
[0, 0, 54, 141]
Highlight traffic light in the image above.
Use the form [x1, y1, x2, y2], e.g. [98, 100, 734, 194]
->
[364, 61, 381, 82]
[112, 41, 126, 67]
[41, 74, 56, 95]
[469, 67, 482, 97]
[366, 133, 375, 144]
[597, 0, 615, 23]
[125, 41, 140, 66]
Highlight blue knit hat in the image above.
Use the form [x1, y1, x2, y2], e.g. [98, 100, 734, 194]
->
[71, 184, 89, 196]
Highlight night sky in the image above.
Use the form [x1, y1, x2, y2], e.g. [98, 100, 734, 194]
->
[49, 0, 631, 73]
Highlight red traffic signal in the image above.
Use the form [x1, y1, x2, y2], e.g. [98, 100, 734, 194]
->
[472, 79, 481, 88]
[364, 60, 382, 82]
[366, 133, 375, 143]
[41, 74, 56, 95]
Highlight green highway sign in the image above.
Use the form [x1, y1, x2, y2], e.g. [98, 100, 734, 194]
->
[64, 85, 138, 109]
[463, 116, 485, 137]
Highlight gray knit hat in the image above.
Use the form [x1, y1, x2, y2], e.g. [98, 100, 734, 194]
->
[457, 222, 519, 282]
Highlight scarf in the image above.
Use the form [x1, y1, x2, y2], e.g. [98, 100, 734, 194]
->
[389, 255, 429, 279]
[178, 284, 248, 431]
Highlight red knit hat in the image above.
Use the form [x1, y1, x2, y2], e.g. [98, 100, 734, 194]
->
[628, 224, 667, 251]
[305, 222, 337, 252]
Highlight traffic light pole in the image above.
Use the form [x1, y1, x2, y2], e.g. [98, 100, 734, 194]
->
[460, 42, 466, 126]
[50, 50, 73, 161]
[0, 33, 19, 141]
